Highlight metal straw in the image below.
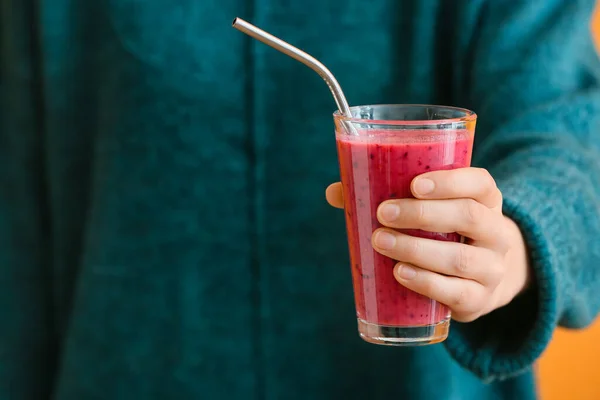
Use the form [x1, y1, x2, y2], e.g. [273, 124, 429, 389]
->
[232, 18, 353, 122]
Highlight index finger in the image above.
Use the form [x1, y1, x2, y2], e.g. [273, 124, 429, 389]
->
[411, 168, 502, 209]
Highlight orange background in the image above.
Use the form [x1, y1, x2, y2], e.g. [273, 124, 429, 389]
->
[536, 6, 600, 400]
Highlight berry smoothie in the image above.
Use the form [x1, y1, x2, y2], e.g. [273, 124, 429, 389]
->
[336, 129, 473, 328]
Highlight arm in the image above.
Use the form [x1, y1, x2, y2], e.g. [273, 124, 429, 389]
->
[443, 0, 600, 382]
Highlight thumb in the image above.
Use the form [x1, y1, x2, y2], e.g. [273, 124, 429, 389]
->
[326, 182, 344, 209]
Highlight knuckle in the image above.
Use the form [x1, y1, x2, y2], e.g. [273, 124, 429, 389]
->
[464, 199, 484, 225]
[403, 237, 422, 260]
[477, 168, 496, 188]
[447, 173, 461, 194]
[495, 188, 503, 205]
[451, 288, 477, 312]
[494, 232, 511, 254]
[479, 168, 502, 203]
[488, 259, 505, 286]
[454, 246, 471, 275]
[415, 201, 429, 226]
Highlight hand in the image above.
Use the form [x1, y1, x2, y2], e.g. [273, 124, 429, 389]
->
[326, 168, 531, 323]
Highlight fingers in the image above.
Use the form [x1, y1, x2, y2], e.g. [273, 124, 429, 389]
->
[326, 182, 344, 209]
[372, 229, 503, 285]
[411, 168, 502, 209]
[392, 263, 488, 323]
[376, 198, 507, 247]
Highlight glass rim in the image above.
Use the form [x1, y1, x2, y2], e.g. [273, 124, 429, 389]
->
[333, 104, 477, 126]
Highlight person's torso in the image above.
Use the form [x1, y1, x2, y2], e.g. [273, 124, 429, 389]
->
[2, 0, 537, 398]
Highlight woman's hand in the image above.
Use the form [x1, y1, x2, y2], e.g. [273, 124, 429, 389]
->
[326, 168, 531, 323]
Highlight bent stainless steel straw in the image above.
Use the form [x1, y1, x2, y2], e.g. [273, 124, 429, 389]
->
[232, 18, 353, 120]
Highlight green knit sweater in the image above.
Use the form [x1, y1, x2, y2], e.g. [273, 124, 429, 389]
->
[1, 0, 600, 399]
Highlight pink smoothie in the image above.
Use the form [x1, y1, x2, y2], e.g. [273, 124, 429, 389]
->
[336, 129, 474, 327]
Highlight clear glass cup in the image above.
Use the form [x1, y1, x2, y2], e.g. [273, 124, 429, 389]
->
[334, 105, 477, 346]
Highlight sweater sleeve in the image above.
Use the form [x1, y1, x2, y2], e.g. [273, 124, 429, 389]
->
[443, 0, 600, 382]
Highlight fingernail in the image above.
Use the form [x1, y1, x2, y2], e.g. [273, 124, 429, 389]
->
[374, 231, 396, 250]
[395, 264, 417, 280]
[379, 204, 400, 222]
[413, 178, 435, 195]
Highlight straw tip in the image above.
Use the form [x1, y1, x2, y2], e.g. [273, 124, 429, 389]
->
[232, 17, 239, 27]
